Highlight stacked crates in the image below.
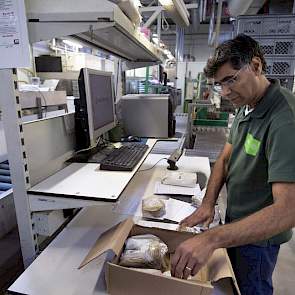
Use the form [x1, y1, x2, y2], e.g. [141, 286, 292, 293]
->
[236, 15, 295, 91]
[193, 107, 229, 127]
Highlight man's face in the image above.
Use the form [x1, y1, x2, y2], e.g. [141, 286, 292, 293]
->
[214, 62, 258, 108]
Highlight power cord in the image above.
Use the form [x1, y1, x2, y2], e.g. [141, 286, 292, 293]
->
[74, 136, 114, 155]
[17, 82, 48, 118]
[74, 137, 102, 154]
[37, 90, 48, 118]
[138, 158, 168, 172]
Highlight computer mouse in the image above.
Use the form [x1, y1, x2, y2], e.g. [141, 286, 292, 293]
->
[127, 136, 141, 142]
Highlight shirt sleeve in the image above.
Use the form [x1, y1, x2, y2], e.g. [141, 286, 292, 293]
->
[266, 121, 295, 183]
[227, 114, 239, 144]
[227, 126, 234, 144]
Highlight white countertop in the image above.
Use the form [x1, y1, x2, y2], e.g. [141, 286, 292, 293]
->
[8, 153, 233, 295]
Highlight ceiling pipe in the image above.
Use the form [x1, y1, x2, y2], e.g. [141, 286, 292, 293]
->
[214, 0, 223, 48]
[202, 0, 207, 22]
[187, 0, 200, 33]
[227, 0, 255, 17]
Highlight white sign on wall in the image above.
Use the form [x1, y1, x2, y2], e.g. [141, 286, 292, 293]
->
[0, 0, 30, 68]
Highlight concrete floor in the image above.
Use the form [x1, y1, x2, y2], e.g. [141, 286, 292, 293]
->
[273, 235, 295, 295]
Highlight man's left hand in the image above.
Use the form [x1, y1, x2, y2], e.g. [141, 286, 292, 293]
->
[171, 234, 215, 279]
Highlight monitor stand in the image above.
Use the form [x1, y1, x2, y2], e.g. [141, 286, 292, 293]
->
[68, 144, 115, 164]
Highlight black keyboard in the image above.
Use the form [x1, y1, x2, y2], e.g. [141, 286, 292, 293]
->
[100, 143, 149, 171]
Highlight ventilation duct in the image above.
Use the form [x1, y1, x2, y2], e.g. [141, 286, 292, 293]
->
[227, 0, 266, 17]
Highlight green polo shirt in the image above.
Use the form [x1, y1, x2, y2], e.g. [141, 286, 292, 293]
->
[226, 79, 295, 246]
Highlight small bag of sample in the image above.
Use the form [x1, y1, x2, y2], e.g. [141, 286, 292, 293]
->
[119, 234, 169, 271]
[142, 196, 165, 217]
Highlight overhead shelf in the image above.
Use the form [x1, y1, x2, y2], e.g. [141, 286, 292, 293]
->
[25, 0, 165, 63]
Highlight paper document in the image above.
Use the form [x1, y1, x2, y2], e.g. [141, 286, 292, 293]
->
[165, 198, 196, 223]
[137, 198, 197, 223]
[154, 181, 201, 196]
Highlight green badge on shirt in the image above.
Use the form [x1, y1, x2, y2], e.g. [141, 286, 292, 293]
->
[244, 133, 261, 156]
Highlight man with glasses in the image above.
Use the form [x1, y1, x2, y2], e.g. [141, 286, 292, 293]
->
[171, 34, 295, 295]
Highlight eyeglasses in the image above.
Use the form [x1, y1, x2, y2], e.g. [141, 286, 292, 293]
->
[213, 65, 248, 94]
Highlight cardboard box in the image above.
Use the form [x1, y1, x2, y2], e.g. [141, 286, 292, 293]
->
[80, 219, 240, 295]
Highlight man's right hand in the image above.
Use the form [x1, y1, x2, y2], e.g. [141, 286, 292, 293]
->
[179, 203, 215, 228]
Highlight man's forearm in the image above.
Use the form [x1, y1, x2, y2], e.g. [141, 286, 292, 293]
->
[206, 198, 295, 249]
[202, 154, 228, 208]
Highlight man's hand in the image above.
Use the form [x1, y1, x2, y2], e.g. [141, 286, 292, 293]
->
[171, 233, 215, 279]
[180, 203, 215, 228]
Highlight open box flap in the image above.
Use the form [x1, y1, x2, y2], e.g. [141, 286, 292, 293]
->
[203, 248, 240, 294]
[79, 218, 134, 269]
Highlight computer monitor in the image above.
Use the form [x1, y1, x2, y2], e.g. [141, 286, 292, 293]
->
[75, 68, 116, 150]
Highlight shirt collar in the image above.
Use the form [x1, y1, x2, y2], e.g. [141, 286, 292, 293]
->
[249, 79, 280, 118]
[244, 105, 254, 116]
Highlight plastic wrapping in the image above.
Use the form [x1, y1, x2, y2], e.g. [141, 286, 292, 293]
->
[119, 234, 169, 271]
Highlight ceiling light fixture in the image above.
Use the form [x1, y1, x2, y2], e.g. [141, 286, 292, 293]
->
[62, 39, 83, 49]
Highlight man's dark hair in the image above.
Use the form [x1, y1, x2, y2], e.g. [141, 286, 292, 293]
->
[204, 34, 267, 78]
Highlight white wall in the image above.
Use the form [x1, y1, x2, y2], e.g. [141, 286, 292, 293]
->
[162, 34, 213, 62]
[176, 61, 208, 106]
[186, 62, 207, 77]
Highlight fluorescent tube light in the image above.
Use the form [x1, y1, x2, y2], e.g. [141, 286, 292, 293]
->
[62, 39, 83, 49]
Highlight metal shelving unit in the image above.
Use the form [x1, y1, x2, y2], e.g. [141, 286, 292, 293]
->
[236, 14, 295, 91]
[0, 0, 164, 267]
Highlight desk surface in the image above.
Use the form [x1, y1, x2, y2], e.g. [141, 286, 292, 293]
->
[28, 139, 157, 202]
[8, 153, 222, 295]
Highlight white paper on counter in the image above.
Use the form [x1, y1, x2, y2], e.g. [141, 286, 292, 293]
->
[154, 181, 201, 196]
[164, 198, 196, 223]
[136, 198, 197, 224]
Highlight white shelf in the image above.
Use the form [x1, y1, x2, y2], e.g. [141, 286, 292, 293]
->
[28, 140, 156, 202]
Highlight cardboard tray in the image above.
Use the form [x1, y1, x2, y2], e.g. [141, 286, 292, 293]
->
[80, 218, 240, 295]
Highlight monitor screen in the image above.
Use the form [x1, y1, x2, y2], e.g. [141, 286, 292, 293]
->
[75, 68, 116, 149]
[89, 73, 115, 132]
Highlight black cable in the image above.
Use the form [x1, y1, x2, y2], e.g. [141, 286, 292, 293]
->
[114, 59, 120, 100]
[138, 158, 168, 172]
[74, 136, 114, 155]
[39, 92, 48, 117]
[31, 86, 48, 118]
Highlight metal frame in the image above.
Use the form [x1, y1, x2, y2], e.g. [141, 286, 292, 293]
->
[26, 0, 165, 64]
[29, 194, 118, 212]
[0, 69, 37, 267]
[143, 7, 162, 28]
[0, 0, 165, 268]
[139, 3, 198, 13]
